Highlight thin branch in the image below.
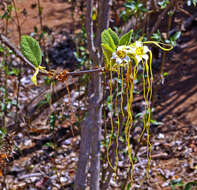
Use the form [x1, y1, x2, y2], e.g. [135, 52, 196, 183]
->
[102, 0, 113, 31]
[0, 33, 37, 71]
[85, 0, 99, 65]
[148, 2, 173, 39]
[67, 67, 105, 76]
[18, 173, 43, 180]
[11, 0, 21, 42]
[0, 33, 106, 77]
[96, 0, 113, 61]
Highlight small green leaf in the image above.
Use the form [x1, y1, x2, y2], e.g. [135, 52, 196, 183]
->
[108, 28, 119, 46]
[158, 0, 169, 9]
[163, 72, 168, 77]
[101, 29, 116, 50]
[151, 30, 162, 42]
[119, 29, 133, 46]
[44, 142, 55, 149]
[172, 31, 181, 41]
[0, 127, 7, 138]
[150, 119, 163, 126]
[0, 45, 4, 53]
[20, 35, 42, 67]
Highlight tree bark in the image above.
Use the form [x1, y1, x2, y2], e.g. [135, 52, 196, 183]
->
[89, 72, 102, 190]
[74, 0, 112, 189]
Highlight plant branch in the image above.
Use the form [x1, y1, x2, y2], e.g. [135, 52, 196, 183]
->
[95, 0, 113, 61]
[0, 33, 106, 77]
[11, 0, 21, 42]
[148, 2, 173, 39]
[0, 33, 37, 71]
[85, 0, 99, 65]
[89, 1, 112, 190]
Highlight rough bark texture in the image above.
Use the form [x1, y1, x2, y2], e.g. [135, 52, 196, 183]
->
[74, 0, 112, 190]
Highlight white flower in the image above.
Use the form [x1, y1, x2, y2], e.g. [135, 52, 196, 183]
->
[110, 41, 150, 66]
[135, 41, 143, 48]
[131, 41, 150, 63]
[111, 46, 131, 65]
[117, 45, 126, 51]
[123, 55, 130, 63]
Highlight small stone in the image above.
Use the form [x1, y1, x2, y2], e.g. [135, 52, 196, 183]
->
[157, 133, 165, 139]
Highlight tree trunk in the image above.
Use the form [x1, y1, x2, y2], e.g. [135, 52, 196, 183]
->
[74, 0, 112, 189]
[90, 71, 102, 190]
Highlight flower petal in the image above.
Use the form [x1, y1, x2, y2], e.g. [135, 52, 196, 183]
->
[142, 54, 149, 61]
[135, 41, 143, 48]
[31, 68, 39, 86]
[143, 46, 149, 53]
[123, 55, 130, 63]
[136, 55, 142, 63]
[116, 58, 122, 64]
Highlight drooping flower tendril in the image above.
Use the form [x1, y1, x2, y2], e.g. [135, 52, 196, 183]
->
[105, 39, 172, 177]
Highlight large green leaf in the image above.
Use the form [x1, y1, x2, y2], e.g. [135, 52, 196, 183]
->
[20, 35, 42, 67]
[184, 181, 197, 190]
[108, 28, 119, 46]
[119, 29, 133, 46]
[101, 29, 117, 51]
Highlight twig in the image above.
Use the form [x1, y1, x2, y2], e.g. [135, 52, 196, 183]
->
[66, 67, 105, 76]
[37, 0, 43, 33]
[0, 33, 105, 77]
[18, 173, 43, 180]
[0, 33, 36, 70]
[11, 0, 21, 42]
[11, 0, 22, 125]
[148, 2, 172, 39]
[85, 0, 98, 65]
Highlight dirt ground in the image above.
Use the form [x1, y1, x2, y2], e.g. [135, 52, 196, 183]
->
[1, 0, 77, 44]
[0, 0, 197, 189]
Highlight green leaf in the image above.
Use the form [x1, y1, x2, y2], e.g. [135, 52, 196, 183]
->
[119, 29, 133, 46]
[126, 183, 131, 190]
[0, 45, 4, 53]
[44, 142, 55, 149]
[187, 0, 197, 6]
[101, 29, 116, 50]
[184, 181, 197, 190]
[151, 30, 162, 42]
[20, 35, 42, 67]
[158, 0, 169, 9]
[170, 179, 185, 190]
[163, 72, 168, 77]
[172, 31, 181, 41]
[0, 128, 7, 138]
[108, 28, 119, 46]
[150, 119, 163, 125]
[101, 43, 114, 64]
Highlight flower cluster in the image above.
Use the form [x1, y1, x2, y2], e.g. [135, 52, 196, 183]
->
[111, 41, 150, 66]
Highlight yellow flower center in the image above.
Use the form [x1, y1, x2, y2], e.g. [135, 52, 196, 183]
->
[116, 50, 126, 58]
[136, 47, 144, 56]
